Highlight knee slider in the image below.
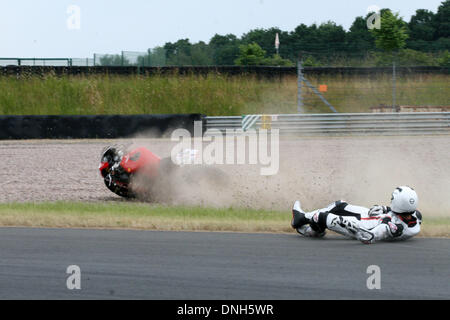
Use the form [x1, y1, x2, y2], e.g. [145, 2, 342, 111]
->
[310, 211, 329, 233]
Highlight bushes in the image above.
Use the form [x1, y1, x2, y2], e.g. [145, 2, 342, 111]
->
[437, 50, 450, 66]
[234, 43, 294, 66]
[365, 49, 450, 66]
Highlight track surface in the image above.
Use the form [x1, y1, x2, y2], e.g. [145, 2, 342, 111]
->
[0, 228, 448, 300]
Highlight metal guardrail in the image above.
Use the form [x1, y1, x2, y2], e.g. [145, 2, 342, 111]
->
[205, 112, 450, 135]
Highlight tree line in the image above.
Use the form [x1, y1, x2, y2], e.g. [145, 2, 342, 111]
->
[99, 1, 450, 67]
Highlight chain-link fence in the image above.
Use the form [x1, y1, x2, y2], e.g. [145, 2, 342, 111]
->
[0, 49, 168, 68]
[0, 58, 72, 66]
[0, 59, 20, 66]
[71, 58, 95, 66]
[93, 49, 167, 67]
[0, 58, 94, 67]
[2, 44, 448, 68]
[296, 61, 449, 114]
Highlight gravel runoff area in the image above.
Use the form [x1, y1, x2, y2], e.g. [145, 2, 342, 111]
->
[0, 136, 449, 216]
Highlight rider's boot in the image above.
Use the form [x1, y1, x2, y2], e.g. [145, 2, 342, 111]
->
[291, 201, 309, 229]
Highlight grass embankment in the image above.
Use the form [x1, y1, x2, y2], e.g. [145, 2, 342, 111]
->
[0, 202, 291, 233]
[0, 202, 448, 237]
[0, 73, 448, 115]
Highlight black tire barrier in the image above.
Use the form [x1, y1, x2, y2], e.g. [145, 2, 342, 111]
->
[0, 114, 204, 140]
[1, 65, 448, 78]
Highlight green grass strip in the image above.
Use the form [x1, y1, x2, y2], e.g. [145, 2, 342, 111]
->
[0, 202, 448, 237]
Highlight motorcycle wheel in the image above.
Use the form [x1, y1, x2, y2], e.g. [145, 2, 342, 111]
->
[104, 179, 136, 199]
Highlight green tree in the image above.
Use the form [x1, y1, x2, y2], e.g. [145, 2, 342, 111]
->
[149, 47, 167, 67]
[98, 54, 130, 66]
[209, 34, 241, 65]
[234, 43, 267, 65]
[190, 41, 214, 66]
[137, 47, 167, 67]
[241, 28, 288, 57]
[164, 39, 193, 66]
[289, 22, 349, 64]
[433, 0, 450, 38]
[409, 9, 436, 41]
[315, 21, 347, 49]
[370, 9, 409, 52]
[139, 1, 448, 67]
[289, 23, 318, 60]
[437, 50, 450, 66]
[347, 16, 376, 52]
[370, 9, 409, 108]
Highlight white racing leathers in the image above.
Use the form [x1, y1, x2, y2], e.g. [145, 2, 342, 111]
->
[302, 201, 422, 243]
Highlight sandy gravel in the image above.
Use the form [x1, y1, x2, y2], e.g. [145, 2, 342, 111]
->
[1, 136, 449, 216]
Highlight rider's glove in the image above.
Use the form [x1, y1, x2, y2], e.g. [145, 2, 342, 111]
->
[387, 221, 404, 237]
[381, 217, 404, 237]
[357, 231, 375, 244]
[368, 205, 388, 217]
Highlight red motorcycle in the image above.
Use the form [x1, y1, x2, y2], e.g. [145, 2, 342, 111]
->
[100, 145, 164, 198]
[99, 144, 224, 199]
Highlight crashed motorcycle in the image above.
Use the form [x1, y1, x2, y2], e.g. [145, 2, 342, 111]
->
[99, 145, 225, 199]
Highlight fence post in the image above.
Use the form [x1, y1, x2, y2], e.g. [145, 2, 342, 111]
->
[392, 60, 396, 109]
[297, 60, 304, 113]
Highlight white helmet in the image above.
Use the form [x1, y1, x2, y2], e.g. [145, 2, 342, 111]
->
[390, 186, 418, 214]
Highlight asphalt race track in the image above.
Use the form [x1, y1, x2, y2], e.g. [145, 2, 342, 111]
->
[0, 228, 448, 300]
